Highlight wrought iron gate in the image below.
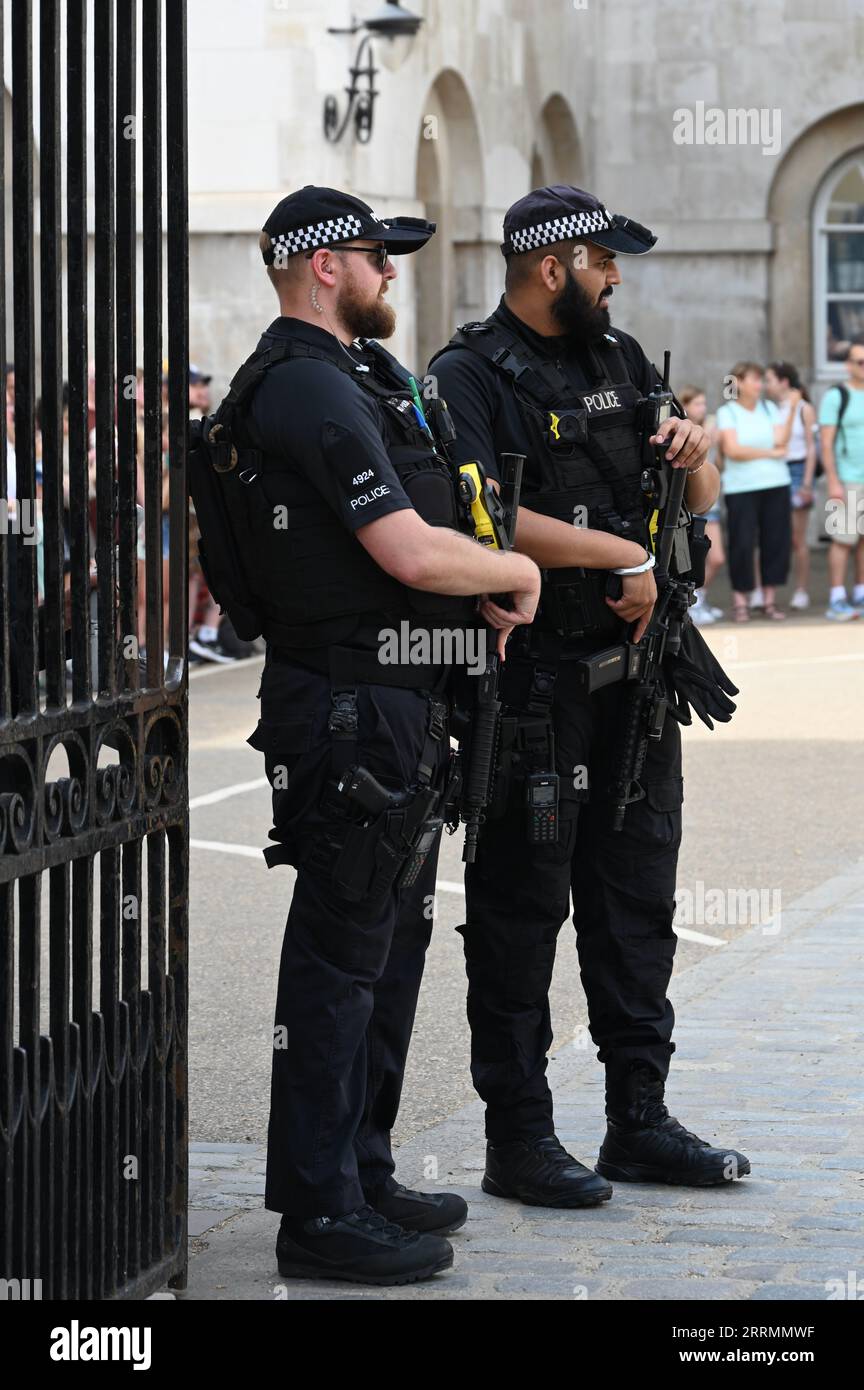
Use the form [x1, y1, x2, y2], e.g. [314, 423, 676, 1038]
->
[0, 0, 189, 1300]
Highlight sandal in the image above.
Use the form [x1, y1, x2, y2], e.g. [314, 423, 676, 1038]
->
[763, 603, 786, 620]
[733, 603, 750, 623]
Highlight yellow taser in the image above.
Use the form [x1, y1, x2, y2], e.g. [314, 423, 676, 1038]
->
[458, 461, 501, 548]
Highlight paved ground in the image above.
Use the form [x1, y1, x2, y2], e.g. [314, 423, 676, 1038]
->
[161, 859, 864, 1300]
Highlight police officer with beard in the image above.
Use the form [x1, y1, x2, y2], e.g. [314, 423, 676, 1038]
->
[430, 186, 749, 1207]
[232, 187, 541, 1284]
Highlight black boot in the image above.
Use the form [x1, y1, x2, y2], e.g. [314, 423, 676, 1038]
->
[596, 1060, 751, 1187]
[276, 1206, 454, 1286]
[364, 1177, 468, 1234]
[483, 1135, 613, 1208]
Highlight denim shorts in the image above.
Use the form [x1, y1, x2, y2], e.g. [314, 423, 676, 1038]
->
[788, 459, 812, 509]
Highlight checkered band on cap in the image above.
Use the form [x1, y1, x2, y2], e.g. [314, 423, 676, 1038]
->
[510, 207, 612, 253]
[269, 213, 365, 262]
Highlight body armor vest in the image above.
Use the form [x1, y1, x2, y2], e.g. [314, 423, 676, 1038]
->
[433, 318, 649, 539]
[430, 317, 654, 639]
[190, 331, 476, 653]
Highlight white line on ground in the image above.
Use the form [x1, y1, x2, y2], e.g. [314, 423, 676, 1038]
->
[190, 838, 265, 859]
[189, 777, 269, 809]
[673, 926, 727, 946]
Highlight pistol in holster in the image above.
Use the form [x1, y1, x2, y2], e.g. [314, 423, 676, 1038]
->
[322, 765, 442, 903]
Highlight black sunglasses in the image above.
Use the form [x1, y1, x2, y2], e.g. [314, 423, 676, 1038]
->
[306, 243, 389, 273]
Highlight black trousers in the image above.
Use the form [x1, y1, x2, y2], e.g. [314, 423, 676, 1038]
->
[462, 651, 682, 1143]
[247, 655, 448, 1221]
[725, 484, 792, 592]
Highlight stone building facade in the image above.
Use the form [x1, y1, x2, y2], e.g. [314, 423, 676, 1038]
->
[11, 0, 855, 408]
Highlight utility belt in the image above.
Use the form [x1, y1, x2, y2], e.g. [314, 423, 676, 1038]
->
[269, 638, 450, 692]
[267, 607, 475, 691]
[276, 644, 452, 902]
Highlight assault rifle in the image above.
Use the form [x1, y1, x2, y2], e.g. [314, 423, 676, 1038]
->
[571, 350, 736, 830]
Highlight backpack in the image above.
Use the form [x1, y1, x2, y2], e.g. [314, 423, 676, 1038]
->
[832, 383, 851, 459]
[811, 384, 850, 476]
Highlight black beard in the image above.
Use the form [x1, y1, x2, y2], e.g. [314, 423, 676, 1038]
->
[338, 280, 396, 340]
[551, 268, 612, 342]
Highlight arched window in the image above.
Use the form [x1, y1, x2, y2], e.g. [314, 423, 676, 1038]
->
[813, 150, 864, 376]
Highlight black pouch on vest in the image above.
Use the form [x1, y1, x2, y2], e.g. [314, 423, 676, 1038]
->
[188, 417, 264, 641]
[534, 569, 615, 638]
[688, 514, 710, 589]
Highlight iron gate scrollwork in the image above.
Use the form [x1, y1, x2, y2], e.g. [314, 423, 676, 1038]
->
[0, 0, 189, 1300]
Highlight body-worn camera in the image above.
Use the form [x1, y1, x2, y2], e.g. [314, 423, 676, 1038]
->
[547, 407, 588, 449]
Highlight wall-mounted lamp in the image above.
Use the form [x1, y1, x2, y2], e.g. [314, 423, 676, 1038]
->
[323, 1, 424, 144]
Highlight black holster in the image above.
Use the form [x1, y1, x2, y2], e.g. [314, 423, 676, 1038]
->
[320, 782, 441, 903]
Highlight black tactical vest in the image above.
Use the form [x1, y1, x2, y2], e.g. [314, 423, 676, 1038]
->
[433, 318, 650, 541]
[430, 318, 654, 639]
[193, 331, 476, 653]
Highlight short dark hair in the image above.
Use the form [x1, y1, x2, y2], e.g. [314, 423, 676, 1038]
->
[768, 360, 810, 402]
[504, 237, 581, 292]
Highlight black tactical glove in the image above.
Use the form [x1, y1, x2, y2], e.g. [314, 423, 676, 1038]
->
[663, 619, 739, 730]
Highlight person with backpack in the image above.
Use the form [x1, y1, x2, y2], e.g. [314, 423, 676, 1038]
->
[819, 336, 864, 621]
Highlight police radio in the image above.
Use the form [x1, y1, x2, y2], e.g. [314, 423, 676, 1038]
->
[525, 772, 559, 843]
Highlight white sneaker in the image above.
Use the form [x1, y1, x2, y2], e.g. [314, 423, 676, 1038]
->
[707, 605, 724, 620]
[790, 590, 810, 611]
[749, 587, 765, 610]
[691, 605, 716, 626]
[825, 599, 859, 622]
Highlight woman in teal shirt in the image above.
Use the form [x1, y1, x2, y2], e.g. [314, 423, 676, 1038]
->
[716, 361, 800, 621]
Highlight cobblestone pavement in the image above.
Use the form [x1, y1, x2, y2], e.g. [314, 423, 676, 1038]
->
[157, 860, 864, 1301]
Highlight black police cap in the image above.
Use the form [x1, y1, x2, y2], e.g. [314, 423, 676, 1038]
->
[501, 185, 656, 257]
[262, 185, 435, 266]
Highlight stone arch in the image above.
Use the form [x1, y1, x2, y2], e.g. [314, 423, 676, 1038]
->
[414, 68, 484, 372]
[530, 147, 547, 191]
[767, 103, 864, 384]
[531, 93, 584, 191]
